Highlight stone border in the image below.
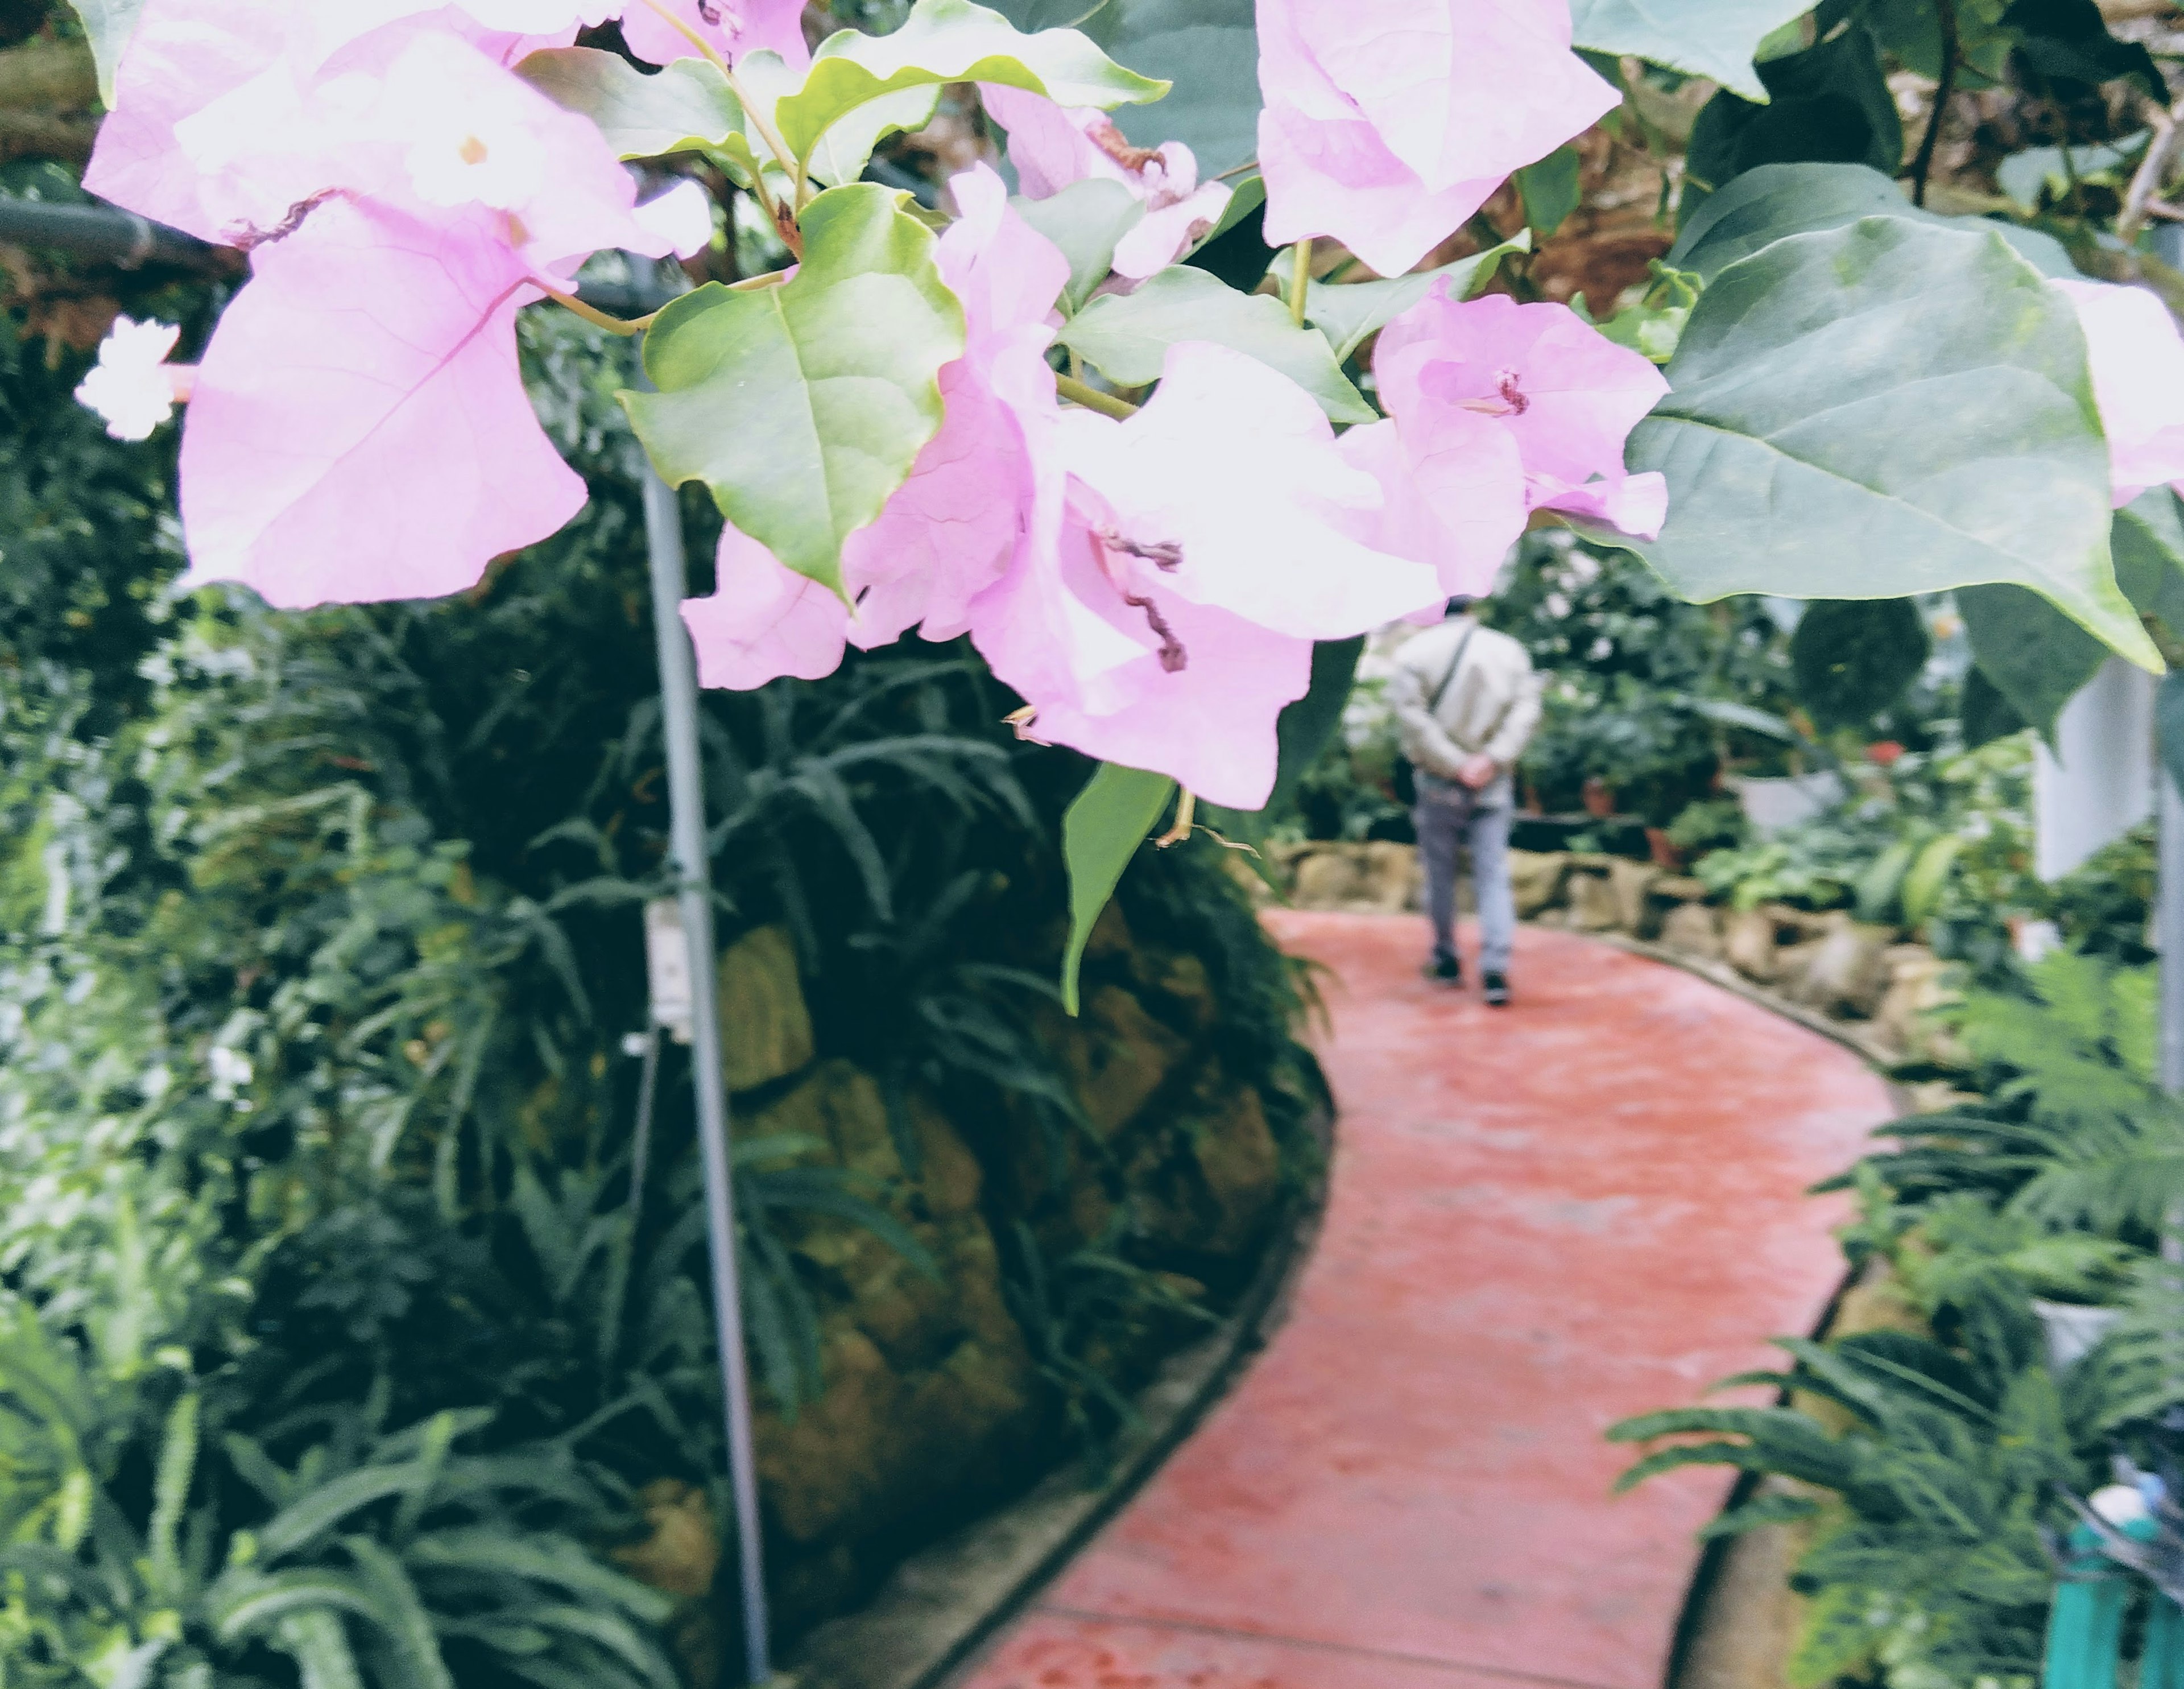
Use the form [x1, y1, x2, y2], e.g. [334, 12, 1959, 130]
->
[785, 1106, 1334, 1689]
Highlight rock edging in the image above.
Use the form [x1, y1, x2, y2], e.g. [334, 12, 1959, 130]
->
[1255, 841, 1966, 1069]
[786, 1102, 1331, 1689]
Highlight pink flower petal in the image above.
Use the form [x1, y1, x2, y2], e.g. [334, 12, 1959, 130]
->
[177, 197, 585, 607]
[1378, 288, 1666, 490]
[682, 523, 849, 688]
[1336, 414, 1526, 600]
[1529, 469, 1668, 540]
[1110, 180, 1230, 279]
[681, 165, 1071, 688]
[619, 0, 811, 70]
[86, 0, 305, 244]
[2051, 277, 2184, 507]
[632, 177, 716, 259]
[1256, 0, 1616, 278]
[981, 83, 1198, 205]
[1054, 341, 1443, 641]
[972, 502, 1313, 810]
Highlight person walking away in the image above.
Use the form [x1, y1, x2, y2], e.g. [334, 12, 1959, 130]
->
[1389, 596, 1541, 1006]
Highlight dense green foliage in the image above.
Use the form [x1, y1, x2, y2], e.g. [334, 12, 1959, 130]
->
[0, 301, 1320, 1683]
[1613, 950, 2184, 1687]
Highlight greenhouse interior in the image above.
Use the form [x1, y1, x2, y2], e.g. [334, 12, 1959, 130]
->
[11, 0, 2184, 1684]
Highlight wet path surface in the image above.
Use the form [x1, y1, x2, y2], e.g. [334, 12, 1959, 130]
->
[951, 913, 1891, 1689]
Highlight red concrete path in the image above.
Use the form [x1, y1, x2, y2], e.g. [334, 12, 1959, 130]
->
[953, 913, 1893, 1689]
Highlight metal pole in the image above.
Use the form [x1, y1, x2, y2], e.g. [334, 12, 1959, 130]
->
[635, 340, 774, 1684]
[2163, 765, 2184, 1097]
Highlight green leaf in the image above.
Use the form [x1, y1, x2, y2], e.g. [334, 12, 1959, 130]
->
[1012, 179, 1145, 312]
[1298, 233, 1531, 364]
[514, 48, 741, 158]
[1790, 600, 1930, 730]
[1056, 267, 1374, 424]
[1075, 0, 1260, 178]
[1205, 171, 1265, 242]
[1569, 0, 1813, 101]
[1669, 160, 2075, 282]
[1684, 25, 1901, 202]
[777, 0, 1165, 167]
[1961, 666, 2027, 748]
[63, 0, 142, 106]
[1625, 216, 2159, 670]
[624, 184, 964, 596]
[2114, 489, 2184, 638]
[276, 1612, 368, 1689]
[1901, 833, 1964, 923]
[1516, 146, 1583, 238]
[1060, 763, 1175, 1014]
[345, 1538, 456, 1689]
[1996, 134, 2148, 212]
[1957, 583, 2108, 744]
[147, 1391, 198, 1603]
[2005, 0, 2167, 101]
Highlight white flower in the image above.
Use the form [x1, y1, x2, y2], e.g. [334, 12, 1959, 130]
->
[75, 317, 184, 441]
[208, 1044, 254, 1100]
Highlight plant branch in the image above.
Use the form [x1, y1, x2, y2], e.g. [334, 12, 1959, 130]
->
[536, 286, 659, 337]
[2120, 100, 2184, 247]
[1289, 241, 1311, 329]
[1213, 156, 1261, 181]
[1054, 374, 1138, 418]
[1909, 0, 1958, 207]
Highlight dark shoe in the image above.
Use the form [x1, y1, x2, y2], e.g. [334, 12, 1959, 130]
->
[1423, 951, 1462, 985]
[1482, 971, 1511, 1007]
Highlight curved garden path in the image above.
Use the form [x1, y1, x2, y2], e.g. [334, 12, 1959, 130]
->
[952, 912, 1893, 1689]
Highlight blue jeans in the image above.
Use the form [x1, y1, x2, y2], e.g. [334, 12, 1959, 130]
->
[1413, 777, 1515, 974]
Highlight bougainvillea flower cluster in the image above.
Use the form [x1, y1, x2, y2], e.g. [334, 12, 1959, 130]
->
[78, 0, 1671, 808]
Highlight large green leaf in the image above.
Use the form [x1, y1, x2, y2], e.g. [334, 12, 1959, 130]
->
[1790, 600, 1930, 730]
[1012, 179, 1146, 312]
[63, 0, 142, 106]
[514, 48, 741, 158]
[1957, 584, 2108, 744]
[1299, 234, 1531, 364]
[624, 184, 963, 596]
[1060, 763, 1175, 1014]
[1625, 215, 2158, 668]
[1569, 0, 1813, 101]
[777, 0, 1165, 167]
[1669, 161, 2074, 282]
[1055, 267, 1374, 423]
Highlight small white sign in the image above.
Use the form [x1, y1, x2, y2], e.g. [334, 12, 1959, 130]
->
[643, 898, 696, 1046]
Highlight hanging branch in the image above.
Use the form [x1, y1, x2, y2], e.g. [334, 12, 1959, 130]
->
[1910, 0, 1960, 207]
[2119, 99, 2184, 248]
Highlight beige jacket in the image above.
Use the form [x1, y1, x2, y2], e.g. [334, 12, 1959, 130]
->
[1388, 615, 1541, 800]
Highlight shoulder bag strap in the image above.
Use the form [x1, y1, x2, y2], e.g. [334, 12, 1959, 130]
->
[1426, 623, 1479, 716]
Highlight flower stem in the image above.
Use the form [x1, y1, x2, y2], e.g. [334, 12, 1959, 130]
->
[635, 0, 806, 223]
[538, 285, 658, 337]
[1055, 373, 1139, 418]
[1155, 789, 1197, 848]
[1289, 241, 1310, 329]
